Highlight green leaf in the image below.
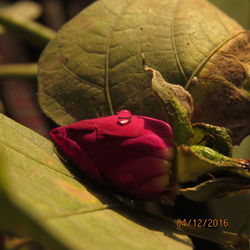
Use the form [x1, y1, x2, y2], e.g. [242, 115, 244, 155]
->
[145, 67, 194, 145]
[233, 135, 250, 159]
[180, 178, 250, 202]
[186, 123, 233, 156]
[0, 114, 193, 250]
[38, 0, 243, 126]
[176, 145, 250, 201]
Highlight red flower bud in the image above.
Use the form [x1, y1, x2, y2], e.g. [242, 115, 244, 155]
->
[50, 110, 177, 205]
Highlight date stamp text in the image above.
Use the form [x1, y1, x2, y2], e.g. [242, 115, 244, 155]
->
[176, 218, 229, 228]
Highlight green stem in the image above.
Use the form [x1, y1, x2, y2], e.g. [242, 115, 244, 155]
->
[0, 63, 37, 79]
[0, 12, 56, 47]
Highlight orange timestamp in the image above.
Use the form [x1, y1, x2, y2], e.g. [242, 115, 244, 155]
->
[176, 218, 229, 228]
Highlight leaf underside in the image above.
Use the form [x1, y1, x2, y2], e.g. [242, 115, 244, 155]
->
[0, 114, 192, 250]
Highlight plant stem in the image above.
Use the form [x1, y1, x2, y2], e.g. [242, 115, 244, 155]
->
[0, 12, 56, 48]
[0, 63, 37, 79]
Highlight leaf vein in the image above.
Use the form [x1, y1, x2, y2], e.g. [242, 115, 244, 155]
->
[44, 205, 116, 219]
[0, 139, 76, 180]
[58, 55, 104, 90]
[104, 0, 134, 115]
[185, 31, 247, 89]
[170, 0, 188, 82]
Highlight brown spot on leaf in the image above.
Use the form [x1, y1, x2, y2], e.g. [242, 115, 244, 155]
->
[46, 159, 52, 166]
[56, 180, 101, 204]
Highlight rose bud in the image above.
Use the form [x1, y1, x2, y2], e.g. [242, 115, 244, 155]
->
[50, 110, 178, 205]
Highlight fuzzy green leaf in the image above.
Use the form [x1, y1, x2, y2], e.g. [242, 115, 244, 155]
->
[186, 123, 233, 156]
[145, 67, 194, 145]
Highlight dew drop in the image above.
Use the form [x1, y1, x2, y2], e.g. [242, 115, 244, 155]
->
[119, 119, 130, 125]
[117, 110, 132, 125]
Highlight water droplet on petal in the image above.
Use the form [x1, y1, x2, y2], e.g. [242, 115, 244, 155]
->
[117, 110, 132, 125]
[119, 119, 130, 125]
[119, 173, 133, 183]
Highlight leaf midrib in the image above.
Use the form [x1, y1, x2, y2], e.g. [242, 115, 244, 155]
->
[59, 54, 104, 90]
[170, 0, 187, 83]
[104, 0, 134, 115]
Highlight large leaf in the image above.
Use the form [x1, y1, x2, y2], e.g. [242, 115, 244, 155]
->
[38, 0, 246, 128]
[0, 114, 193, 250]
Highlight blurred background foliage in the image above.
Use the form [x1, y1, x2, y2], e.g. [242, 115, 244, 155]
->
[0, 1, 249, 250]
[208, 0, 250, 29]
